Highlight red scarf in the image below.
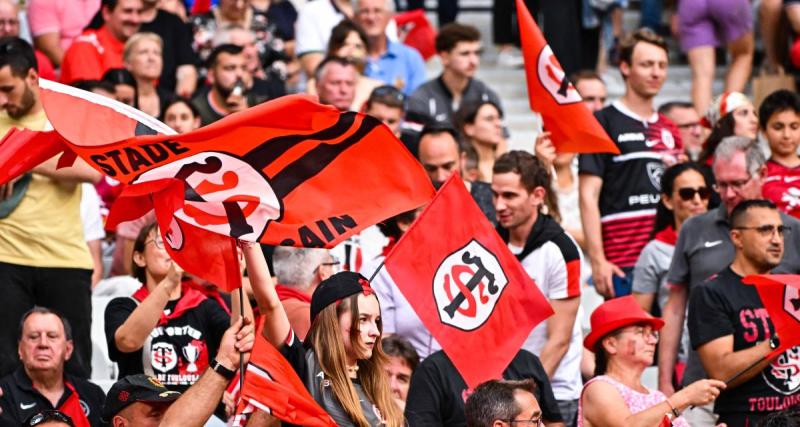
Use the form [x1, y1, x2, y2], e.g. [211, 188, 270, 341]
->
[186, 281, 232, 315]
[275, 285, 312, 304]
[59, 382, 90, 427]
[132, 282, 207, 326]
[654, 226, 678, 246]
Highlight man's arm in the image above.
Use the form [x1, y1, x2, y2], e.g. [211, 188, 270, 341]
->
[657, 285, 687, 395]
[579, 173, 623, 298]
[696, 336, 774, 388]
[540, 296, 579, 378]
[160, 317, 254, 427]
[32, 156, 102, 184]
[33, 34, 64, 67]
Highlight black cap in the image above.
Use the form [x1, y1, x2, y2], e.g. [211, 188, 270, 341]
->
[102, 375, 181, 421]
[310, 271, 373, 323]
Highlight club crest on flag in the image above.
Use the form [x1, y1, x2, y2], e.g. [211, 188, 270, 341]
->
[537, 45, 582, 105]
[763, 346, 800, 395]
[433, 239, 509, 331]
[132, 152, 282, 243]
[784, 285, 800, 323]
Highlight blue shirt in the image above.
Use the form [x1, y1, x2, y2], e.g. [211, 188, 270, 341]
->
[364, 41, 426, 95]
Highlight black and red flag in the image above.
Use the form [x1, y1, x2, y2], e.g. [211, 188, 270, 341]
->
[383, 176, 553, 389]
[0, 80, 435, 290]
[516, 0, 619, 154]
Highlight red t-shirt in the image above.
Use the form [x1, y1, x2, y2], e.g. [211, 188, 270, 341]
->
[34, 50, 55, 81]
[764, 159, 800, 218]
[60, 26, 125, 84]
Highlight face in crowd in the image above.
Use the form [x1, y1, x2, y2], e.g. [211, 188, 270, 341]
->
[418, 131, 461, 184]
[492, 172, 543, 231]
[730, 103, 759, 139]
[18, 312, 73, 375]
[712, 150, 765, 215]
[163, 101, 200, 134]
[0, 63, 37, 119]
[663, 106, 704, 159]
[125, 37, 162, 82]
[356, 0, 391, 40]
[662, 168, 709, 226]
[442, 40, 481, 80]
[763, 109, 800, 157]
[731, 206, 785, 272]
[463, 103, 503, 147]
[103, 0, 143, 42]
[210, 50, 249, 98]
[316, 61, 357, 112]
[384, 356, 412, 403]
[338, 293, 382, 361]
[621, 41, 667, 100]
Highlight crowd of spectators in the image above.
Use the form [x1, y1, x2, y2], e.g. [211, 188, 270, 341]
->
[1, 0, 800, 426]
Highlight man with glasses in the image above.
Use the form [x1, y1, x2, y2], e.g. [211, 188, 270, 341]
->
[689, 199, 799, 425]
[0, 0, 55, 80]
[272, 247, 337, 341]
[465, 379, 544, 427]
[659, 101, 706, 162]
[658, 136, 800, 426]
[355, 0, 426, 95]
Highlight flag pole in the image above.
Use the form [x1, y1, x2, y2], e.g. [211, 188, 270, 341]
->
[368, 260, 385, 282]
[689, 354, 768, 409]
[239, 284, 245, 389]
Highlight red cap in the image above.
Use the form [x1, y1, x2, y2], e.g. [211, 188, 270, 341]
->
[583, 295, 665, 351]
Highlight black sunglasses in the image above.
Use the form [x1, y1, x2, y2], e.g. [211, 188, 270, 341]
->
[26, 410, 75, 427]
[677, 186, 711, 201]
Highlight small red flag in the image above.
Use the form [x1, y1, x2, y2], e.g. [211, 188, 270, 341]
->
[232, 332, 337, 427]
[383, 176, 553, 389]
[516, 0, 619, 154]
[743, 274, 800, 356]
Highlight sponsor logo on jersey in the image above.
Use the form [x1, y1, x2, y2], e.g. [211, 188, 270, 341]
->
[617, 132, 645, 143]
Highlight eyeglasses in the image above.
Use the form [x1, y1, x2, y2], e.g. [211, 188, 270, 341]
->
[677, 186, 711, 201]
[713, 175, 752, 193]
[617, 326, 660, 342]
[26, 410, 75, 427]
[146, 237, 165, 249]
[316, 258, 341, 273]
[0, 19, 19, 27]
[733, 224, 790, 237]
[507, 416, 543, 426]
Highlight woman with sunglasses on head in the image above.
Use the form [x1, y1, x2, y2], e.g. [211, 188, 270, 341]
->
[455, 100, 507, 183]
[244, 242, 404, 426]
[104, 223, 250, 393]
[578, 296, 725, 427]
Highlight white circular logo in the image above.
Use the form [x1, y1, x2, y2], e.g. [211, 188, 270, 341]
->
[763, 346, 800, 395]
[537, 45, 582, 105]
[133, 152, 282, 245]
[432, 240, 509, 331]
[151, 342, 178, 372]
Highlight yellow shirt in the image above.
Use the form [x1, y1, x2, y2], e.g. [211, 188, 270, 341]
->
[0, 110, 92, 269]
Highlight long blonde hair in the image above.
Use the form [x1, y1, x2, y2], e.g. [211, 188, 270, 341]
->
[305, 294, 404, 427]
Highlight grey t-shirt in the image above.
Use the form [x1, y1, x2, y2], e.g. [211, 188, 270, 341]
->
[667, 205, 800, 385]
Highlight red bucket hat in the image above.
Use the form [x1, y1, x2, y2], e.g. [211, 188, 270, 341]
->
[583, 295, 665, 351]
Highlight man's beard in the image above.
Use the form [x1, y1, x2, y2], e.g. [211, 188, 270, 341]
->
[7, 83, 36, 119]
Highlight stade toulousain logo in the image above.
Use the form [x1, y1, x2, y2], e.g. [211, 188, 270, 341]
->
[132, 152, 283, 250]
[537, 45, 582, 105]
[432, 240, 509, 331]
[762, 286, 800, 395]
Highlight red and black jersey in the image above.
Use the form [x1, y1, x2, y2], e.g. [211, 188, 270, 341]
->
[764, 159, 800, 219]
[579, 101, 683, 268]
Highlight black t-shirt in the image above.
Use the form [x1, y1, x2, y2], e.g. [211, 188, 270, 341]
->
[280, 332, 384, 427]
[0, 368, 105, 426]
[404, 350, 563, 426]
[190, 85, 272, 126]
[578, 102, 682, 268]
[104, 294, 229, 392]
[140, 10, 197, 92]
[689, 267, 800, 418]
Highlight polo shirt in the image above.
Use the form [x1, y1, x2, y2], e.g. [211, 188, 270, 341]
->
[668, 204, 800, 385]
[364, 41, 426, 95]
[27, 0, 101, 53]
[406, 75, 502, 126]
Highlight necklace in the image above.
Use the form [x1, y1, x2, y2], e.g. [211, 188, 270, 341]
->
[347, 364, 359, 374]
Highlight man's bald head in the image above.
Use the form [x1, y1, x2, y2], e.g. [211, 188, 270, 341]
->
[417, 124, 461, 184]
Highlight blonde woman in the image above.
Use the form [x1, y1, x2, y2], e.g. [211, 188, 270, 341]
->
[123, 32, 174, 118]
[245, 243, 403, 427]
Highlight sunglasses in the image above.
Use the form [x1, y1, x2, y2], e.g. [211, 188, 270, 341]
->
[26, 411, 74, 427]
[676, 186, 711, 201]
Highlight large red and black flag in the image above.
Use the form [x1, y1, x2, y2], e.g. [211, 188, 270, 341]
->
[0, 79, 435, 290]
[516, 0, 619, 154]
[383, 176, 553, 389]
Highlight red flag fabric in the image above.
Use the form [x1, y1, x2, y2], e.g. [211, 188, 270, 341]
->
[742, 274, 800, 356]
[516, 0, 619, 155]
[0, 80, 435, 291]
[383, 176, 553, 389]
[232, 332, 337, 427]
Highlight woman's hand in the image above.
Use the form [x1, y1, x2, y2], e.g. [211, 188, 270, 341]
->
[673, 378, 726, 407]
[163, 261, 184, 292]
[534, 131, 556, 170]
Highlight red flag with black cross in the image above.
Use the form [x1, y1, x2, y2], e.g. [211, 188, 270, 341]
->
[516, 0, 619, 154]
[383, 176, 553, 389]
[743, 275, 800, 357]
[0, 80, 435, 291]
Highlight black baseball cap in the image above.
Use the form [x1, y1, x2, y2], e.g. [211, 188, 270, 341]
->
[310, 271, 373, 322]
[102, 374, 181, 421]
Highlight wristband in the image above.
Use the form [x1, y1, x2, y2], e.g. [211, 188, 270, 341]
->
[211, 359, 237, 380]
[665, 397, 680, 418]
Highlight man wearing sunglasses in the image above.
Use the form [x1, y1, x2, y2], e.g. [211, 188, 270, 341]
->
[658, 136, 800, 426]
[465, 379, 543, 427]
[688, 199, 798, 425]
